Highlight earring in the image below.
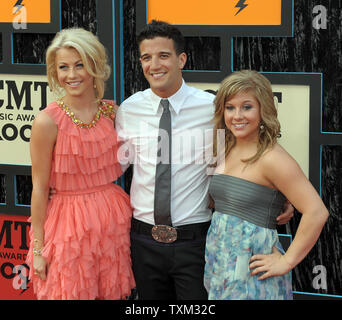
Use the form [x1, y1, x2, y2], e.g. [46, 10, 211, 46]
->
[260, 123, 265, 131]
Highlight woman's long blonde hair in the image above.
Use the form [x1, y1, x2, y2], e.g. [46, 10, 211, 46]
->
[213, 70, 281, 165]
[46, 28, 111, 101]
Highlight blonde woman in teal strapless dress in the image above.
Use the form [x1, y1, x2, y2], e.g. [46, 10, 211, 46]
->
[204, 70, 329, 300]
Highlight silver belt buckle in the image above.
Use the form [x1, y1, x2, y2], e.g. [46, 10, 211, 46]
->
[151, 225, 177, 243]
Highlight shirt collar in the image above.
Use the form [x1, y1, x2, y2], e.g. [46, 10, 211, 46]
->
[150, 79, 188, 115]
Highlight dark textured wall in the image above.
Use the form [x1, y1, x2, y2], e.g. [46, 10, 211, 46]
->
[1, 0, 341, 297]
[0, 175, 5, 203]
[12, 0, 97, 64]
[0, 33, 2, 62]
[321, 145, 342, 292]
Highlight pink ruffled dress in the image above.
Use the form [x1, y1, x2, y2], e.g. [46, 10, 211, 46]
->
[26, 100, 135, 300]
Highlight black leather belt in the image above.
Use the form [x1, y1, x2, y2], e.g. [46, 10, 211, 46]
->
[131, 218, 210, 243]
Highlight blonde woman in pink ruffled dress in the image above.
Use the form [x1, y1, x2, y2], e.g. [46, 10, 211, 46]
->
[26, 28, 135, 300]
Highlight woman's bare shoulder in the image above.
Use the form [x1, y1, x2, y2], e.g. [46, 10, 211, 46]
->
[260, 143, 304, 183]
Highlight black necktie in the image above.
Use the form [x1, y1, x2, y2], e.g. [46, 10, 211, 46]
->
[154, 99, 172, 226]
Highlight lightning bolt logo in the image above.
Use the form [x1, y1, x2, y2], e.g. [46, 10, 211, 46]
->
[235, 0, 248, 16]
[13, 0, 24, 14]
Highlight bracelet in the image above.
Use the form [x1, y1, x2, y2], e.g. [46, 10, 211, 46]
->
[33, 248, 43, 256]
[33, 239, 44, 256]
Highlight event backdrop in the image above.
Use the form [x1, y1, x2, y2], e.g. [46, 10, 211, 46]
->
[0, 0, 341, 300]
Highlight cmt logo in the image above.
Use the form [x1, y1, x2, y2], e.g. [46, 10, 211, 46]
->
[0, 219, 31, 295]
[0, 0, 50, 24]
[13, 0, 27, 30]
[235, 0, 248, 15]
[1, 262, 31, 294]
[13, 0, 24, 14]
[147, 0, 281, 26]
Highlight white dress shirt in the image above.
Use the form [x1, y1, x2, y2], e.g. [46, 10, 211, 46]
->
[116, 80, 215, 226]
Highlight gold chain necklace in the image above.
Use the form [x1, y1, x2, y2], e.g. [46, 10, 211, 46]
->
[57, 100, 115, 129]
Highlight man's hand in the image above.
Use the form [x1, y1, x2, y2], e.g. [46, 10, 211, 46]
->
[276, 200, 294, 225]
[208, 196, 214, 209]
[48, 188, 56, 200]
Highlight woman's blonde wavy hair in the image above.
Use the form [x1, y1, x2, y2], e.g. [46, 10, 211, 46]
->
[46, 28, 111, 101]
[213, 70, 281, 165]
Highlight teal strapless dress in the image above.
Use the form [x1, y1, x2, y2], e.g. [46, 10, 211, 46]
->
[204, 174, 293, 300]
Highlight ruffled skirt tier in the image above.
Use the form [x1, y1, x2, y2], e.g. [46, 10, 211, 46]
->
[27, 183, 135, 300]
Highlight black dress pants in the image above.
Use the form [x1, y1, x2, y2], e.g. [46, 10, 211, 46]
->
[130, 219, 209, 300]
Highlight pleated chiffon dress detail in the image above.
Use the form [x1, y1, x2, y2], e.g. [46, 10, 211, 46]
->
[26, 101, 135, 300]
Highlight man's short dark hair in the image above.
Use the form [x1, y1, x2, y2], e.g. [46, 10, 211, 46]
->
[137, 20, 185, 55]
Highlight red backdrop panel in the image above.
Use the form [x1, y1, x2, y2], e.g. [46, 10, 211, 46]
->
[0, 214, 36, 300]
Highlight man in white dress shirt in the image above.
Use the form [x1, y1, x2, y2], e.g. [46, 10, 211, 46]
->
[116, 20, 293, 300]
